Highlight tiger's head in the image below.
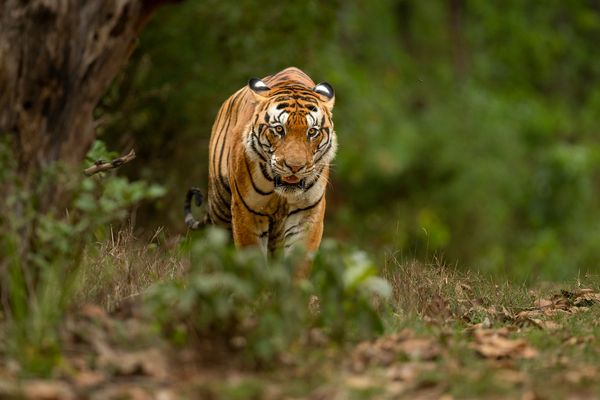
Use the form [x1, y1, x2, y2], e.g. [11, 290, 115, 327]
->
[245, 77, 337, 197]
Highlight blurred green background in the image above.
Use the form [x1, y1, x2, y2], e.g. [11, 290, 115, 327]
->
[97, 0, 600, 281]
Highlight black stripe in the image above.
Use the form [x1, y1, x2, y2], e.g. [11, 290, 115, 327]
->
[245, 156, 273, 195]
[211, 189, 231, 215]
[314, 141, 332, 165]
[211, 182, 232, 220]
[303, 165, 325, 192]
[233, 179, 271, 217]
[220, 160, 231, 195]
[317, 129, 331, 151]
[250, 134, 269, 162]
[215, 91, 244, 192]
[292, 94, 319, 103]
[208, 202, 231, 224]
[284, 225, 304, 240]
[259, 162, 273, 181]
[288, 194, 324, 216]
[258, 132, 272, 150]
[284, 224, 299, 236]
[212, 91, 242, 181]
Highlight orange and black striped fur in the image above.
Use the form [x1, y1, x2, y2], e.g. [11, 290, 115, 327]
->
[184, 67, 336, 260]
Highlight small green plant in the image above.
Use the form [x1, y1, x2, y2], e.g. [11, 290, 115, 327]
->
[311, 239, 392, 341]
[145, 228, 391, 363]
[0, 139, 165, 375]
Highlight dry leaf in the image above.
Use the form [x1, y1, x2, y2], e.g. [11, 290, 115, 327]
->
[97, 347, 168, 380]
[471, 329, 538, 359]
[345, 375, 374, 390]
[534, 298, 553, 309]
[386, 362, 435, 382]
[350, 330, 440, 372]
[22, 380, 75, 400]
[71, 370, 106, 388]
[80, 304, 108, 320]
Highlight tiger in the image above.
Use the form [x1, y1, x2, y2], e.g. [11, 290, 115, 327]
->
[184, 67, 336, 268]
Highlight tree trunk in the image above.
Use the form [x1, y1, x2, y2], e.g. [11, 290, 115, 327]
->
[0, 0, 179, 307]
[1, 0, 177, 176]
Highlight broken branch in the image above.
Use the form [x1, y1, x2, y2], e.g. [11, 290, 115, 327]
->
[84, 149, 136, 176]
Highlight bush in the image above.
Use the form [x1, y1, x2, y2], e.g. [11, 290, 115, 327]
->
[0, 139, 165, 375]
[145, 228, 391, 363]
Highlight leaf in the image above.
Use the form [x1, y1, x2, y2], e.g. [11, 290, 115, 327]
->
[470, 328, 538, 359]
[343, 251, 378, 290]
[362, 276, 392, 299]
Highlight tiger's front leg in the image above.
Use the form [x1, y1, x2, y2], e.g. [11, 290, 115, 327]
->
[230, 191, 270, 254]
[283, 199, 326, 279]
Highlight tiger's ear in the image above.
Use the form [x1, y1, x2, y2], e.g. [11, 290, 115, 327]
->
[248, 78, 271, 101]
[313, 82, 335, 109]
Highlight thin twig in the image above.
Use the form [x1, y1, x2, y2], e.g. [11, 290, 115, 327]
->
[83, 149, 136, 176]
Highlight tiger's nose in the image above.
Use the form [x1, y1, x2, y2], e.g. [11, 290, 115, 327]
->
[284, 161, 304, 173]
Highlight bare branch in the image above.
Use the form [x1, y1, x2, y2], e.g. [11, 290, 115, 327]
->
[84, 149, 136, 176]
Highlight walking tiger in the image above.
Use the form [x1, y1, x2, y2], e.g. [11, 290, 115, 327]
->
[184, 67, 336, 268]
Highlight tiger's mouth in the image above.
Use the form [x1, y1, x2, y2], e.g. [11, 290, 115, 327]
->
[274, 175, 306, 190]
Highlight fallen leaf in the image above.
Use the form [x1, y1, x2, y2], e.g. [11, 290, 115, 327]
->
[22, 380, 75, 400]
[564, 364, 598, 384]
[386, 362, 435, 382]
[98, 348, 169, 380]
[80, 304, 108, 320]
[471, 329, 538, 359]
[350, 330, 440, 371]
[563, 335, 594, 347]
[534, 298, 553, 309]
[345, 375, 374, 390]
[495, 369, 527, 385]
[71, 370, 106, 388]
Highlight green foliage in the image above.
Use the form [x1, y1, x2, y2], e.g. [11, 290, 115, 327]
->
[101, 0, 600, 281]
[312, 240, 391, 341]
[145, 227, 390, 362]
[0, 139, 164, 375]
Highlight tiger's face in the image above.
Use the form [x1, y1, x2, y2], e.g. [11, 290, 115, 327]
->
[246, 79, 336, 197]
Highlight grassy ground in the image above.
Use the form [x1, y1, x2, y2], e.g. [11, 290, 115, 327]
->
[2, 231, 600, 399]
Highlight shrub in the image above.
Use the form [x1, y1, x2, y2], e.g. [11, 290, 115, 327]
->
[145, 228, 391, 363]
[0, 139, 165, 375]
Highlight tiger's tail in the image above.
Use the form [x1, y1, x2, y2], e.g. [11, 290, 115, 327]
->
[184, 187, 206, 230]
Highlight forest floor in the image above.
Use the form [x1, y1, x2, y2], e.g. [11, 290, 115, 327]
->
[2, 234, 600, 399]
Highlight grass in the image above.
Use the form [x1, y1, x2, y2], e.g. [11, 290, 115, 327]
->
[74, 226, 187, 310]
[4, 229, 600, 399]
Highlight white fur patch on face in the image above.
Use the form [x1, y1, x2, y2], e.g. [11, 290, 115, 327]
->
[306, 107, 322, 127]
[267, 105, 290, 125]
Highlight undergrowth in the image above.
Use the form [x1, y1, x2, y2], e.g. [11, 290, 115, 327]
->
[0, 139, 165, 375]
[145, 229, 392, 363]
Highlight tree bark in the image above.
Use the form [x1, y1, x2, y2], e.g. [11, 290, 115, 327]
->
[0, 0, 180, 307]
[0, 0, 177, 181]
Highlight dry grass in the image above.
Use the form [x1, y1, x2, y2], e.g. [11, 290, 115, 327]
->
[7, 230, 600, 399]
[383, 256, 533, 323]
[75, 226, 188, 310]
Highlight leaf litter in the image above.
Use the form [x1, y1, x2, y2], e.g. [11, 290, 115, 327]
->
[4, 286, 600, 398]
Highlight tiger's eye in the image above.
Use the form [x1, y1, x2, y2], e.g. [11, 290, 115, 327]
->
[274, 125, 284, 134]
[308, 127, 319, 137]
